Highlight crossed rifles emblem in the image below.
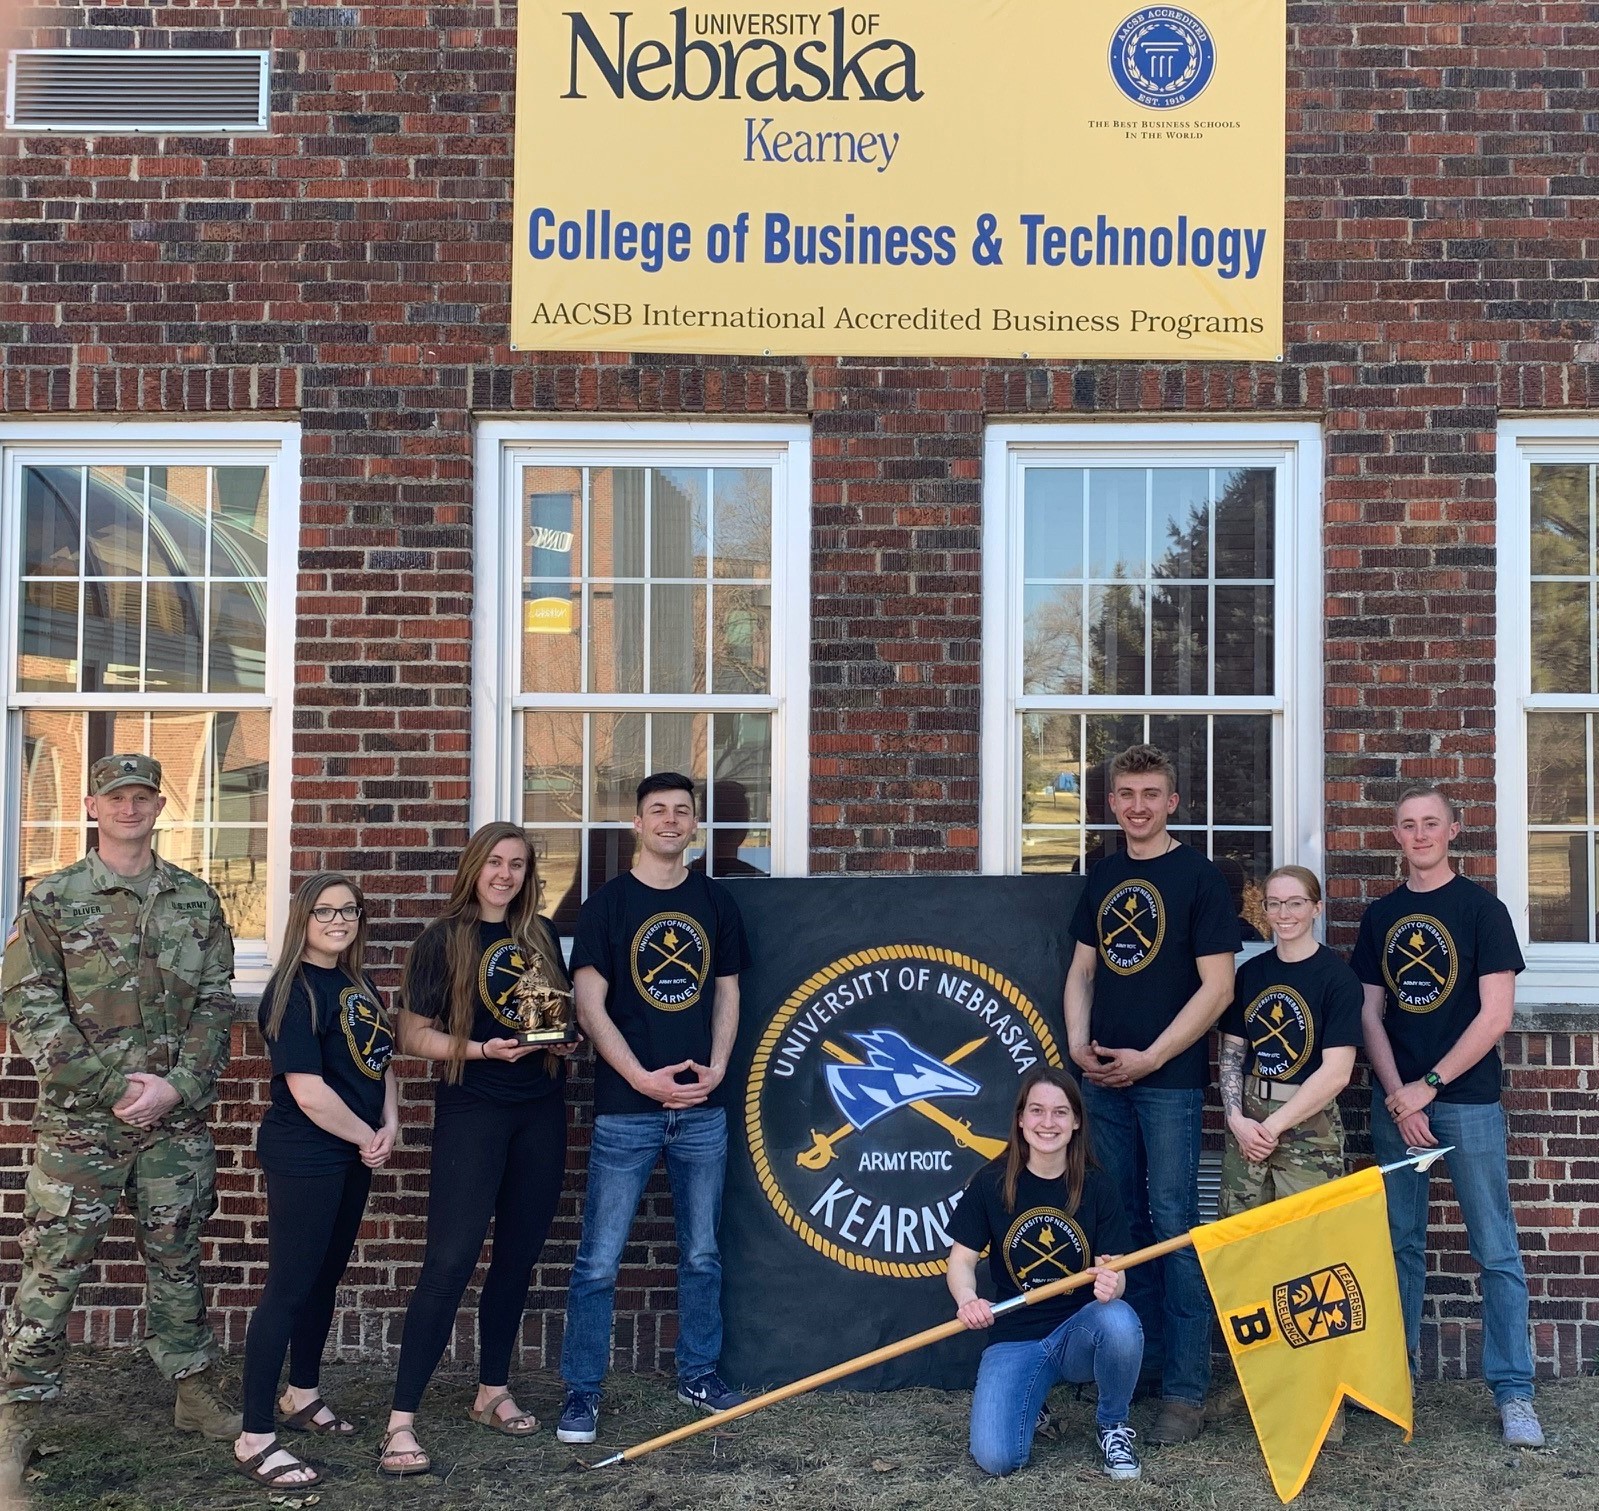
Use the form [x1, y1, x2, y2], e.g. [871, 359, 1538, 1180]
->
[1103, 893, 1154, 953]
[1250, 998, 1304, 1065]
[796, 1038, 1008, 1171]
[1392, 929, 1447, 986]
[1014, 1221, 1083, 1283]
[348, 996, 390, 1059]
[640, 927, 705, 987]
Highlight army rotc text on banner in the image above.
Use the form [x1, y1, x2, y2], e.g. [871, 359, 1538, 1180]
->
[512, 0, 1286, 359]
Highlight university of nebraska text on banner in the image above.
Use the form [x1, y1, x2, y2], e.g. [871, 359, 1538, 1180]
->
[512, 0, 1286, 359]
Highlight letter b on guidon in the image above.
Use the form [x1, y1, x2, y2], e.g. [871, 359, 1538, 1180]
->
[1228, 1306, 1275, 1348]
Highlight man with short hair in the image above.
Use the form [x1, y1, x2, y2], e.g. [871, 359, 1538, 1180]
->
[0, 754, 241, 1482]
[557, 772, 752, 1444]
[1064, 744, 1239, 1444]
[1354, 782, 1543, 1448]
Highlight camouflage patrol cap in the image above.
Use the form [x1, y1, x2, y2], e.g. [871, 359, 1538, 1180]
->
[89, 753, 163, 795]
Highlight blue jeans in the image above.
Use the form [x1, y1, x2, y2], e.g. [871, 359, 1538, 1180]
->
[1079, 1080, 1209, 1404]
[560, 1107, 728, 1393]
[1369, 1093, 1534, 1404]
[968, 1300, 1143, 1476]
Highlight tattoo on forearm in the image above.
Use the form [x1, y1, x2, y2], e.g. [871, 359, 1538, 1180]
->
[1220, 1037, 1245, 1119]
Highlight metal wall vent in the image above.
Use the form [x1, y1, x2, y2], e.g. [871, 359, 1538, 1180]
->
[6, 49, 270, 133]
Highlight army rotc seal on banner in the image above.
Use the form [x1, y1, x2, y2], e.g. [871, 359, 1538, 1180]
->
[746, 944, 1062, 1278]
[1379, 916, 1457, 1012]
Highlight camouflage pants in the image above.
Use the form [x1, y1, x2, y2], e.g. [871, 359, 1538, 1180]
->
[3, 1123, 219, 1402]
[1218, 1092, 1346, 1218]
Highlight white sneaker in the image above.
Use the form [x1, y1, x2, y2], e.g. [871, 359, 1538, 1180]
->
[1499, 1397, 1544, 1448]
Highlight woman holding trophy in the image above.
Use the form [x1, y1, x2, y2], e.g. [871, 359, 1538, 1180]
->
[379, 823, 577, 1476]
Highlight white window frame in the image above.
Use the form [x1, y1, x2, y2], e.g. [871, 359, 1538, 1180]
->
[1495, 417, 1599, 1003]
[980, 420, 1324, 890]
[0, 419, 300, 991]
[472, 419, 812, 885]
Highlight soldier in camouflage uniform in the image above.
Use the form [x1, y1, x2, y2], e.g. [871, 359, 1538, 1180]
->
[0, 754, 241, 1479]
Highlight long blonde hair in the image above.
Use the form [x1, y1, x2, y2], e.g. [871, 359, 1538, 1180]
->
[260, 872, 371, 1040]
[403, 822, 564, 1084]
[1001, 1066, 1092, 1217]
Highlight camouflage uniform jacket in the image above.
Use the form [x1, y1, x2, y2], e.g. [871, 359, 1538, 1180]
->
[1, 851, 236, 1132]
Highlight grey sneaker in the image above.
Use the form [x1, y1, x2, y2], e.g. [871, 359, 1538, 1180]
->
[1098, 1422, 1141, 1480]
[1500, 1397, 1544, 1448]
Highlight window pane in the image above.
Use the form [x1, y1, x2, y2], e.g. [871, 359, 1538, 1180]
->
[650, 584, 706, 694]
[1087, 584, 1145, 695]
[210, 825, 267, 940]
[22, 466, 81, 576]
[1152, 469, 1209, 579]
[84, 466, 144, 577]
[522, 711, 584, 824]
[1530, 464, 1591, 577]
[1088, 469, 1146, 579]
[1150, 585, 1209, 695]
[82, 581, 142, 690]
[19, 713, 84, 825]
[212, 712, 270, 823]
[524, 470, 583, 578]
[1084, 714, 1145, 818]
[150, 713, 211, 825]
[653, 711, 708, 790]
[1527, 712, 1587, 824]
[1021, 712, 1082, 862]
[590, 468, 645, 577]
[712, 712, 772, 824]
[1024, 468, 1085, 580]
[211, 467, 269, 577]
[146, 467, 209, 578]
[586, 827, 638, 895]
[591, 713, 645, 821]
[651, 467, 708, 578]
[1148, 714, 1209, 825]
[522, 583, 581, 693]
[1213, 715, 1273, 826]
[1213, 830, 1273, 940]
[702, 825, 770, 876]
[1531, 581, 1593, 693]
[208, 582, 267, 693]
[713, 468, 770, 579]
[530, 827, 582, 929]
[19, 581, 80, 691]
[146, 581, 204, 692]
[1528, 832, 1590, 943]
[1214, 468, 1273, 579]
[712, 585, 770, 694]
[588, 583, 644, 693]
[1214, 585, 1274, 695]
[1023, 585, 1084, 695]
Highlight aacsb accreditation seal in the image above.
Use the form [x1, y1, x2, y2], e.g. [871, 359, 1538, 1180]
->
[1109, 6, 1217, 109]
[745, 944, 1062, 1279]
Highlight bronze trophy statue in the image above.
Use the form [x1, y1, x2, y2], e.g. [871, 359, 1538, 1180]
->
[509, 966, 577, 1048]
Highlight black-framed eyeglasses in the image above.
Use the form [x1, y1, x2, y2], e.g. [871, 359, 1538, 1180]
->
[310, 904, 362, 923]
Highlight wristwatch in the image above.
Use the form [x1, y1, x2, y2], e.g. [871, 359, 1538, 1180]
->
[1423, 1070, 1445, 1090]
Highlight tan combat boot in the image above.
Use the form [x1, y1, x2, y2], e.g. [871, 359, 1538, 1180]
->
[0, 1401, 39, 1490]
[174, 1370, 242, 1439]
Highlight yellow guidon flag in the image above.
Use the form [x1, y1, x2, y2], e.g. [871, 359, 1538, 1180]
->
[1191, 1166, 1413, 1503]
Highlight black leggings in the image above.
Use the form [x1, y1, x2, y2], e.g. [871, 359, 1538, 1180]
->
[391, 1091, 567, 1413]
[241, 1162, 373, 1434]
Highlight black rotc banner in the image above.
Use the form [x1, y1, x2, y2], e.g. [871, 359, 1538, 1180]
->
[721, 876, 1080, 1390]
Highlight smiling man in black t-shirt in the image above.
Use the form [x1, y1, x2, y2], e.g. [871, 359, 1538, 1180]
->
[1353, 782, 1542, 1449]
[557, 773, 752, 1446]
[1063, 744, 1238, 1444]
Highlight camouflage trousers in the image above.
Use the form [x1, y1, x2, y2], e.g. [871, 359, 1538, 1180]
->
[3, 1121, 219, 1402]
[1218, 1091, 1346, 1218]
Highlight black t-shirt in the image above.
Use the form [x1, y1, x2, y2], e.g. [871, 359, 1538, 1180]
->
[257, 964, 393, 1176]
[949, 1162, 1131, 1345]
[571, 870, 752, 1117]
[1069, 842, 1241, 1089]
[404, 917, 570, 1106]
[1221, 944, 1363, 1085]
[1351, 873, 1524, 1104]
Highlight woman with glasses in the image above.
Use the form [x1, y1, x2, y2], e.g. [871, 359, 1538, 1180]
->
[379, 823, 576, 1477]
[234, 874, 397, 1489]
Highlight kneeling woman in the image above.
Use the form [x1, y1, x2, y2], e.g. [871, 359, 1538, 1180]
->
[235, 873, 398, 1488]
[947, 1067, 1142, 1481]
[380, 823, 576, 1476]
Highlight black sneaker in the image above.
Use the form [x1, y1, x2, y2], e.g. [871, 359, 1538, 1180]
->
[1098, 1422, 1141, 1480]
[676, 1372, 747, 1414]
[556, 1389, 600, 1444]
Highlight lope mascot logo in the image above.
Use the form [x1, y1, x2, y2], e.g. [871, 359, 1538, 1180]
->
[746, 944, 1062, 1278]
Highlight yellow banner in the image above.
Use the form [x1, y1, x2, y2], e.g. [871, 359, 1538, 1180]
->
[512, 0, 1285, 359]
[1191, 1167, 1412, 1503]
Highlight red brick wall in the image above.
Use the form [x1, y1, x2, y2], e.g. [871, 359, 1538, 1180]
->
[2, 1, 1597, 1377]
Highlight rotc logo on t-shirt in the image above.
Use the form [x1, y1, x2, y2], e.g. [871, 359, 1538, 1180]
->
[1097, 881, 1166, 976]
[1244, 986, 1313, 1079]
[479, 938, 529, 1031]
[631, 913, 710, 1010]
[1381, 916, 1458, 1012]
[339, 986, 394, 1080]
[1003, 1207, 1090, 1291]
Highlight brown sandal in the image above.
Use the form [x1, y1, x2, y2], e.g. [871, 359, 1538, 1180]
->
[280, 1396, 356, 1435]
[235, 1442, 322, 1488]
[466, 1390, 538, 1437]
[378, 1427, 432, 1478]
